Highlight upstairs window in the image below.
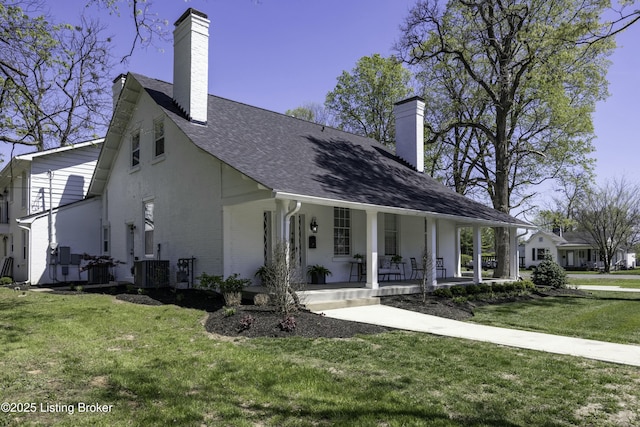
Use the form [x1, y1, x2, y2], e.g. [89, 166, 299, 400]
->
[131, 131, 140, 167]
[154, 119, 165, 157]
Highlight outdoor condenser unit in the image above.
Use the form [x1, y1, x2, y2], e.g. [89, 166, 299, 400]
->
[134, 260, 170, 288]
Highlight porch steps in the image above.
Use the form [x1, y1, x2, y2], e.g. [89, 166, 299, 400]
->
[304, 297, 380, 312]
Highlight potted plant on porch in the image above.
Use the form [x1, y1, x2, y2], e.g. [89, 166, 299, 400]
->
[307, 264, 332, 284]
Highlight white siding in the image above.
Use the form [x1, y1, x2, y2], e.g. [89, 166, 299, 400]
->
[29, 145, 101, 213]
[524, 233, 559, 268]
[28, 198, 102, 284]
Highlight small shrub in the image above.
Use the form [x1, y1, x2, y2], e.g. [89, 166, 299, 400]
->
[254, 293, 270, 306]
[491, 283, 504, 293]
[452, 296, 468, 304]
[238, 314, 255, 331]
[503, 282, 516, 293]
[450, 285, 467, 296]
[433, 288, 452, 298]
[279, 316, 297, 332]
[137, 287, 146, 295]
[514, 281, 526, 292]
[477, 284, 491, 294]
[0, 276, 13, 285]
[531, 257, 568, 288]
[465, 284, 480, 295]
[73, 285, 84, 292]
[197, 272, 223, 290]
[521, 280, 535, 290]
[222, 307, 236, 317]
[219, 274, 251, 294]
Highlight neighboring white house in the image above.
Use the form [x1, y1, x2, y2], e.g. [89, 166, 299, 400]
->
[85, 8, 530, 290]
[523, 230, 635, 270]
[0, 140, 103, 283]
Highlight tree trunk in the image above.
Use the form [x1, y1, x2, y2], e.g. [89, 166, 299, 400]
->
[492, 104, 511, 278]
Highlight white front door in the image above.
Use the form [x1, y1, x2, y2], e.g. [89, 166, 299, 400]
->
[567, 251, 574, 267]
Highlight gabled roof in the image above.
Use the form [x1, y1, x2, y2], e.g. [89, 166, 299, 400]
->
[0, 139, 104, 186]
[526, 230, 598, 248]
[92, 72, 530, 228]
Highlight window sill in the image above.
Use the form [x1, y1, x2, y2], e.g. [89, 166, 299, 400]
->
[129, 165, 141, 174]
[152, 154, 166, 165]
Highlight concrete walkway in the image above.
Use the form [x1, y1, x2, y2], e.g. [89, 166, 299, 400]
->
[577, 285, 640, 293]
[319, 304, 640, 367]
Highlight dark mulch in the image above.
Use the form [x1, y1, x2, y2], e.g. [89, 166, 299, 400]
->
[20, 284, 592, 339]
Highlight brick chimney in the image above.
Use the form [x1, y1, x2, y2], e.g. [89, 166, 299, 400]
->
[394, 96, 426, 172]
[173, 8, 210, 125]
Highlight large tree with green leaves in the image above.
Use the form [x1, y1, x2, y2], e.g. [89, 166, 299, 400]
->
[325, 54, 412, 148]
[0, 2, 112, 150]
[397, 0, 615, 277]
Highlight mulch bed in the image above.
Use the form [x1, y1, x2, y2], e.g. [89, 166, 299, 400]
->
[17, 284, 591, 339]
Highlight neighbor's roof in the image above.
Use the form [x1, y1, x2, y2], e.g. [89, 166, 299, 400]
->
[93, 73, 529, 228]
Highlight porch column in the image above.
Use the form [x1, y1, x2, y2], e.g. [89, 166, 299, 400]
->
[275, 199, 287, 242]
[455, 227, 462, 278]
[428, 218, 437, 287]
[509, 227, 519, 280]
[473, 225, 482, 284]
[366, 210, 379, 289]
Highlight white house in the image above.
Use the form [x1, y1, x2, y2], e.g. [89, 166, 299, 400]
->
[0, 140, 103, 283]
[85, 8, 530, 291]
[523, 230, 635, 270]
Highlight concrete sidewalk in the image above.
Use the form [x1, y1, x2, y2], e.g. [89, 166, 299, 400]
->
[577, 285, 640, 293]
[318, 305, 640, 367]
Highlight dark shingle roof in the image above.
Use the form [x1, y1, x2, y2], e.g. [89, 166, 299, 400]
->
[134, 73, 528, 227]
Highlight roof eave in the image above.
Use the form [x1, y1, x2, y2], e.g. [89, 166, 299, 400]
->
[273, 191, 532, 229]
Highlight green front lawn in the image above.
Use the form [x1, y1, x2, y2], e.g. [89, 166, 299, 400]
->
[1, 288, 640, 426]
[470, 291, 640, 344]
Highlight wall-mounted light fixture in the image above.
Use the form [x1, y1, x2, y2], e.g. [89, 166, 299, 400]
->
[310, 217, 318, 233]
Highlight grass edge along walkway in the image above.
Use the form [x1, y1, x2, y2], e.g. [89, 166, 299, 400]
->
[319, 304, 640, 367]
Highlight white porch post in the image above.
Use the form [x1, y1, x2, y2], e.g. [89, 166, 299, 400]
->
[428, 218, 437, 286]
[455, 227, 462, 278]
[509, 227, 519, 280]
[473, 225, 482, 284]
[275, 199, 287, 242]
[366, 210, 379, 289]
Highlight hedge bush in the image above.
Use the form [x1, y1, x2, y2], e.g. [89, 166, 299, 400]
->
[531, 257, 568, 288]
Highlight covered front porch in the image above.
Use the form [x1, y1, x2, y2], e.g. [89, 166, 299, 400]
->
[223, 197, 524, 292]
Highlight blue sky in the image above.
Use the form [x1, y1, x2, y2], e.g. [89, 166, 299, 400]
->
[6, 0, 640, 205]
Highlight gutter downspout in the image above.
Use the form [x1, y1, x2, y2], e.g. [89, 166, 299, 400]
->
[283, 201, 302, 263]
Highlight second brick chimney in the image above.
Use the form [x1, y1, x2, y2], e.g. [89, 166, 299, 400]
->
[173, 8, 210, 125]
[394, 96, 426, 172]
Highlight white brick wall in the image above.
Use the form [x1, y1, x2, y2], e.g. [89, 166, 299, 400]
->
[104, 95, 223, 284]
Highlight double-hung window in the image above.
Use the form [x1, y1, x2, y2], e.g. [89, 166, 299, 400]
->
[333, 207, 351, 256]
[384, 214, 398, 255]
[131, 131, 140, 167]
[144, 201, 154, 256]
[154, 119, 165, 157]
